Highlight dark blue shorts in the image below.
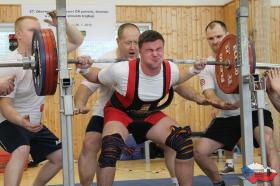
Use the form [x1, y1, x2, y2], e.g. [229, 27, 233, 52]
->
[85, 115, 104, 133]
[202, 110, 273, 151]
[0, 120, 61, 163]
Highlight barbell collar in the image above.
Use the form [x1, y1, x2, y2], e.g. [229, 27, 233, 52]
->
[22, 56, 36, 69]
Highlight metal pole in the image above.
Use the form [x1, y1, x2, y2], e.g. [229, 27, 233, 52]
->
[256, 90, 268, 168]
[237, 0, 256, 185]
[144, 140, 151, 164]
[256, 89, 269, 186]
[56, 1, 75, 186]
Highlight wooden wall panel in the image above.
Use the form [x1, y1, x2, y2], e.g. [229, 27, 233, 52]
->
[223, 1, 238, 34]
[1, 4, 279, 159]
[0, 5, 21, 22]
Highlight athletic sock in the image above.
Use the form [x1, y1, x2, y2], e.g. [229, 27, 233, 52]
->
[171, 177, 179, 186]
[225, 158, 234, 167]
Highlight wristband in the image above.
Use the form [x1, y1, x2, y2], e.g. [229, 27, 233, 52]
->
[188, 66, 201, 75]
[76, 68, 90, 75]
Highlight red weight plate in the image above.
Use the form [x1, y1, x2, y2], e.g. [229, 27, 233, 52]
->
[48, 29, 58, 95]
[248, 42, 256, 74]
[41, 29, 58, 95]
[44, 29, 58, 95]
[215, 34, 239, 94]
[215, 34, 256, 94]
[41, 29, 52, 95]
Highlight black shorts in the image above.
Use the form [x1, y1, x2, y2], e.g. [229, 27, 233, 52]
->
[202, 110, 273, 151]
[0, 120, 62, 163]
[127, 121, 153, 144]
[85, 115, 151, 144]
[85, 115, 104, 133]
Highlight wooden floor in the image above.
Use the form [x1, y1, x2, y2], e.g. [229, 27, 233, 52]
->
[0, 155, 248, 186]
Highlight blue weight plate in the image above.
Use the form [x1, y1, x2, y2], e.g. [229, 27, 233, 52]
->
[32, 29, 46, 96]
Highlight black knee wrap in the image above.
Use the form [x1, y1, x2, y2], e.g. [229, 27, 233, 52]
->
[98, 133, 134, 168]
[165, 125, 193, 160]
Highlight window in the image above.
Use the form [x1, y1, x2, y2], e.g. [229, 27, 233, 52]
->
[0, 23, 15, 60]
[78, 22, 152, 58]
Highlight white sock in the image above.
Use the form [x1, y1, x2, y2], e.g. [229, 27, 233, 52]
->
[171, 177, 178, 185]
[226, 158, 234, 167]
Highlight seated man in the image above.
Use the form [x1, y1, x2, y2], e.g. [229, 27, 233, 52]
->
[194, 20, 279, 186]
[0, 14, 83, 186]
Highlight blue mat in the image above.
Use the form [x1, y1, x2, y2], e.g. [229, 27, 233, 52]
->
[49, 174, 240, 186]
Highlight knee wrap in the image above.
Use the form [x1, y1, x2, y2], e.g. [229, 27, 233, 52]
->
[165, 125, 193, 160]
[98, 133, 134, 168]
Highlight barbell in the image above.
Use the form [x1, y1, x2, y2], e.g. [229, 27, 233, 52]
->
[215, 34, 256, 93]
[0, 29, 279, 96]
[214, 34, 280, 93]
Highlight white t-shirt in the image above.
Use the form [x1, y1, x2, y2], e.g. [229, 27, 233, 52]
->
[199, 56, 268, 118]
[98, 60, 179, 101]
[0, 50, 44, 124]
[81, 49, 116, 117]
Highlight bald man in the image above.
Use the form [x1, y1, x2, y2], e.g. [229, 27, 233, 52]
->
[0, 14, 83, 186]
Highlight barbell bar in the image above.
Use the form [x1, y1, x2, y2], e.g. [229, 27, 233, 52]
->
[0, 56, 232, 69]
[2, 58, 279, 70]
[0, 58, 231, 67]
[0, 56, 36, 69]
[1, 29, 280, 96]
[0, 59, 271, 69]
[68, 59, 231, 65]
[255, 63, 280, 70]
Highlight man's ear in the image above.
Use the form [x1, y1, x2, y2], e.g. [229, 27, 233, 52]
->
[15, 30, 22, 40]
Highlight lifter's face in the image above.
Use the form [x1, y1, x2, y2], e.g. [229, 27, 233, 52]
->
[117, 26, 140, 59]
[206, 24, 228, 54]
[16, 19, 41, 53]
[139, 39, 164, 71]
